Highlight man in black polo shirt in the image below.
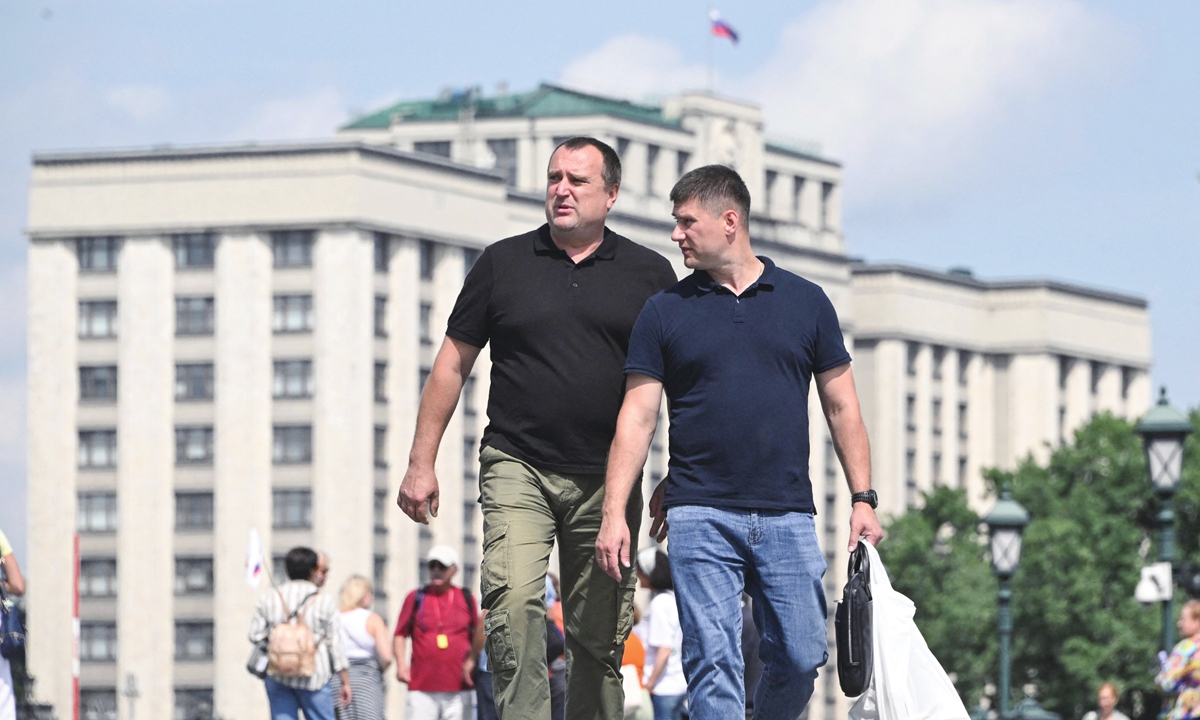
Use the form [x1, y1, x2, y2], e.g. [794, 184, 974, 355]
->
[596, 165, 883, 720]
[397, 136, 676, 720]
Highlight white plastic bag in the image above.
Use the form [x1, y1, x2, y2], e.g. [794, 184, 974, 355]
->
[848, 541, 970, 720]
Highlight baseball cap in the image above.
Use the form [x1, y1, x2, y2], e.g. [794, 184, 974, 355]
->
[637, 548, 659, 576]
[426, 545, 460, 568]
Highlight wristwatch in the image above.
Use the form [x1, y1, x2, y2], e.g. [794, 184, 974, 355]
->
[851, 490, 878, 509]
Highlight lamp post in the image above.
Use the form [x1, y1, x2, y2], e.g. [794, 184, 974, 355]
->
[984, 485, 1031, 719]
[1136, 387, 1194, 654]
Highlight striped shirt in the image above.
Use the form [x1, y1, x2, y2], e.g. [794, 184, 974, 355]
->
[249, 580, 348, 690]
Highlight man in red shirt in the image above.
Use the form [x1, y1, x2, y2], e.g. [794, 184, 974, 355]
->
[395, 546, 481, 720]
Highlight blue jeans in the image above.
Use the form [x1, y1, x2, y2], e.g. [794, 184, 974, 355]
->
[651, 692, 687, 720]
[264, 676, 337, 720]
[667, 506, 828, 720]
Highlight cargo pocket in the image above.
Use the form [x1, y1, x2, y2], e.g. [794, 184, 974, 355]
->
[614, 574, 638, 644]
[483, 608, 518, 672]
[480, 520, 511, 607]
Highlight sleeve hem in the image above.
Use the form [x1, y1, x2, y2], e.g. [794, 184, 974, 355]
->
[624, 366, 665, 382]
[813, 356, 852, 375]
[446, 327, 486, 349]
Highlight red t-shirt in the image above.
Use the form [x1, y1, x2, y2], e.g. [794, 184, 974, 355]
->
[395, 586, 478, 692]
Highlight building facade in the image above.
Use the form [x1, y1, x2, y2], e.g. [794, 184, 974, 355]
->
[25, 84, 1151, 720]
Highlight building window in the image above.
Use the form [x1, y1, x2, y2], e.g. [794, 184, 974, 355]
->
[273, 490, 312, 529]
[173, 233, 215, 268]
[80, 690, 118, 720]
[487, 138, 518, 185]
[176, 297, 215, 336]
[175, 427, 214, 466]
[374, 363, 387, 403]
[175, 492, 214, 530]
[80, 366, 118, 401]
[414, 141, 451, 158]
[958, 403, 969, 440]
[419, 302, 432, 344]
[1121, 367, 1134, 400]
[419, 368, 431, 394]
[464, 248, 480, 278]
[80, 559, 118, 597]
[905, 451, 917, 508]
[79, 301, 118, 338]
[931, 399, 943, 436]
[272, 555, 288, 585]
[463, 376, 477, 417]
[79, 430, 118, 468]
[1058, 355, 1072, 391]
[375, 296, 388, 337]
[676, 150, 691, 179]
[81, 623, 118, 661]
[646, 144, 660, 195]
[820, 182, 834, 229]
[273, 295, 313, 333]
[176, 364, 214, 400]
[957, 456, 968, 488]
[174, 688, 214, 720]
[374, 489, 388, 534]
[418, 526, 433, 585]
[78, 492, 117, 533]
[1090, 361, 1103, 395]
[1058, 405, 1067, 445]
[175, 622, 214, 661]
[374, 232, 390, 273]
[905, 395, 916, 432]
[373, 555, 388, 600]
[374, 426, 387, 468]
[958, 352, 971, 387]
[463, 437, 477, 480]
[906, 342, 920, 377]
[615, 137, 630, 159]
[932, 346, 945, 380]
[273, 360, 314, 399]
[78, 237, 121, 272]
[931, 452, 942, 486]
[419, 240, 435, 280]
[175, 557, 214, 595]
[272, 230, 314, 268]
[273, 426, 312, 464]
[792, 176, 806, 222]
[764, 170, 777, 215]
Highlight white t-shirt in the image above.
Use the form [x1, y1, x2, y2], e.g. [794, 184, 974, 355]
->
[644, 591, 687, 696]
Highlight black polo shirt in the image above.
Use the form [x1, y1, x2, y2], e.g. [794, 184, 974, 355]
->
[624, 256, 851, 512]
[446, 224, 677, 474]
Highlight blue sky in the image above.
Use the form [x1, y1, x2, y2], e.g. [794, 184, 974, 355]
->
[1, 0, 1197, 562]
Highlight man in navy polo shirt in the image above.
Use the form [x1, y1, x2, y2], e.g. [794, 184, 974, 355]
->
[596, 165, 883, 720]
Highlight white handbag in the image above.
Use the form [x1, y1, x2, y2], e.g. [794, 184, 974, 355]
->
[849, 541, 970, 720]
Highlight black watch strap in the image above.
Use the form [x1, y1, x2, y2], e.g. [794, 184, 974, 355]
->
[851, 490, 878, 509]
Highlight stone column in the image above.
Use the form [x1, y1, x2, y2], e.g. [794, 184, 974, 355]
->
[1063, 357, 1091, 439]
[1007, 354, 1059, 466]
[312, 229, 375, 589]
[213, 232, 273, 720]
[26, 238, 79, 715]
[115, 236, 175, 720]
[1094, 363, 1122, 415]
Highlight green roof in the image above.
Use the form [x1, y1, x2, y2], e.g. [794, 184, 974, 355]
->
[343, 84, 682, 131]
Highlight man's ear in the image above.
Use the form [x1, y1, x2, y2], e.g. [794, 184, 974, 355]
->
[724, 209, 740, 238]
[606, 183, 620, 210]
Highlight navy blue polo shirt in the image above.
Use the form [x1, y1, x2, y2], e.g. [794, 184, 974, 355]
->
[624, 256, 851, 512]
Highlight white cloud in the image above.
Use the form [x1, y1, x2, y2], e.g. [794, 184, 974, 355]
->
[234, 87, 349, 142]
[559, 34, 709, 103]
[557, 0, 1126, 209]
[105, 84, 171, 122]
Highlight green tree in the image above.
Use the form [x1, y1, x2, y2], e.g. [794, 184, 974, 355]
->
[880, 411, 1200, 720]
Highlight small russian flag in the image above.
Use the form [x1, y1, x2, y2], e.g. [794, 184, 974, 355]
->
[710, 10, 739, 45]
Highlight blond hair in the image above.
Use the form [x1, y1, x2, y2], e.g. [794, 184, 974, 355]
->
[339, 575, 373, 612]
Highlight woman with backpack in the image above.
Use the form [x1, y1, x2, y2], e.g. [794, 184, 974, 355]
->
[249, 546, 351, 720]
[332, 576, 392, 720]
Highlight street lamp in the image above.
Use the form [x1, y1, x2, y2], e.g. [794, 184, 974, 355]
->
[984, 486, 1030, 719]
[1136, 387, 1194, 653]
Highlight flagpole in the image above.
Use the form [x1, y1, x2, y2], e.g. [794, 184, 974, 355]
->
[706, 6, 714, 93]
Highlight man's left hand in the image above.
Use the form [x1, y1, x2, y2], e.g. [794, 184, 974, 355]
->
[462, 657, 476, 688]
[849, 503, 884, 551]
[595, 516, 631, 582]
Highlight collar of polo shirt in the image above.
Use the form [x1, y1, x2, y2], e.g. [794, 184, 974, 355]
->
[693, 255, 778, 294]
[533, 225, 618, 262]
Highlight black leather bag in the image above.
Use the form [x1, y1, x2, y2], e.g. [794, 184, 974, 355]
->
[835, 542, 873, 697]
[0, 566, 26, 661]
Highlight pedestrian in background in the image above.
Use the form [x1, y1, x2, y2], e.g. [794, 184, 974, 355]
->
[249, 546, 351, 720]
[394, 546, 480, 720]
[333, 575, 391, 720]
[0, 527, 24, 720]
[636, 549, 685, 720]
[1157, 599, 1200, 720]
[1081, 683, 1128, 720]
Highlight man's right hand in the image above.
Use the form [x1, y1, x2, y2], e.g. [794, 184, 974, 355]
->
[648, 480, 668, 542]
[397, 464, 440, 524]
[595, 516, 631, 582]
[396, 662, 412, 684]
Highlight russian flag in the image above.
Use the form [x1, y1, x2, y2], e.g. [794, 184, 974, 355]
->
[710, 10, 739, 44]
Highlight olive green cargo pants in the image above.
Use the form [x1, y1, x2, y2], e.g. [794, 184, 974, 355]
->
[478, 446, 642, 720]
